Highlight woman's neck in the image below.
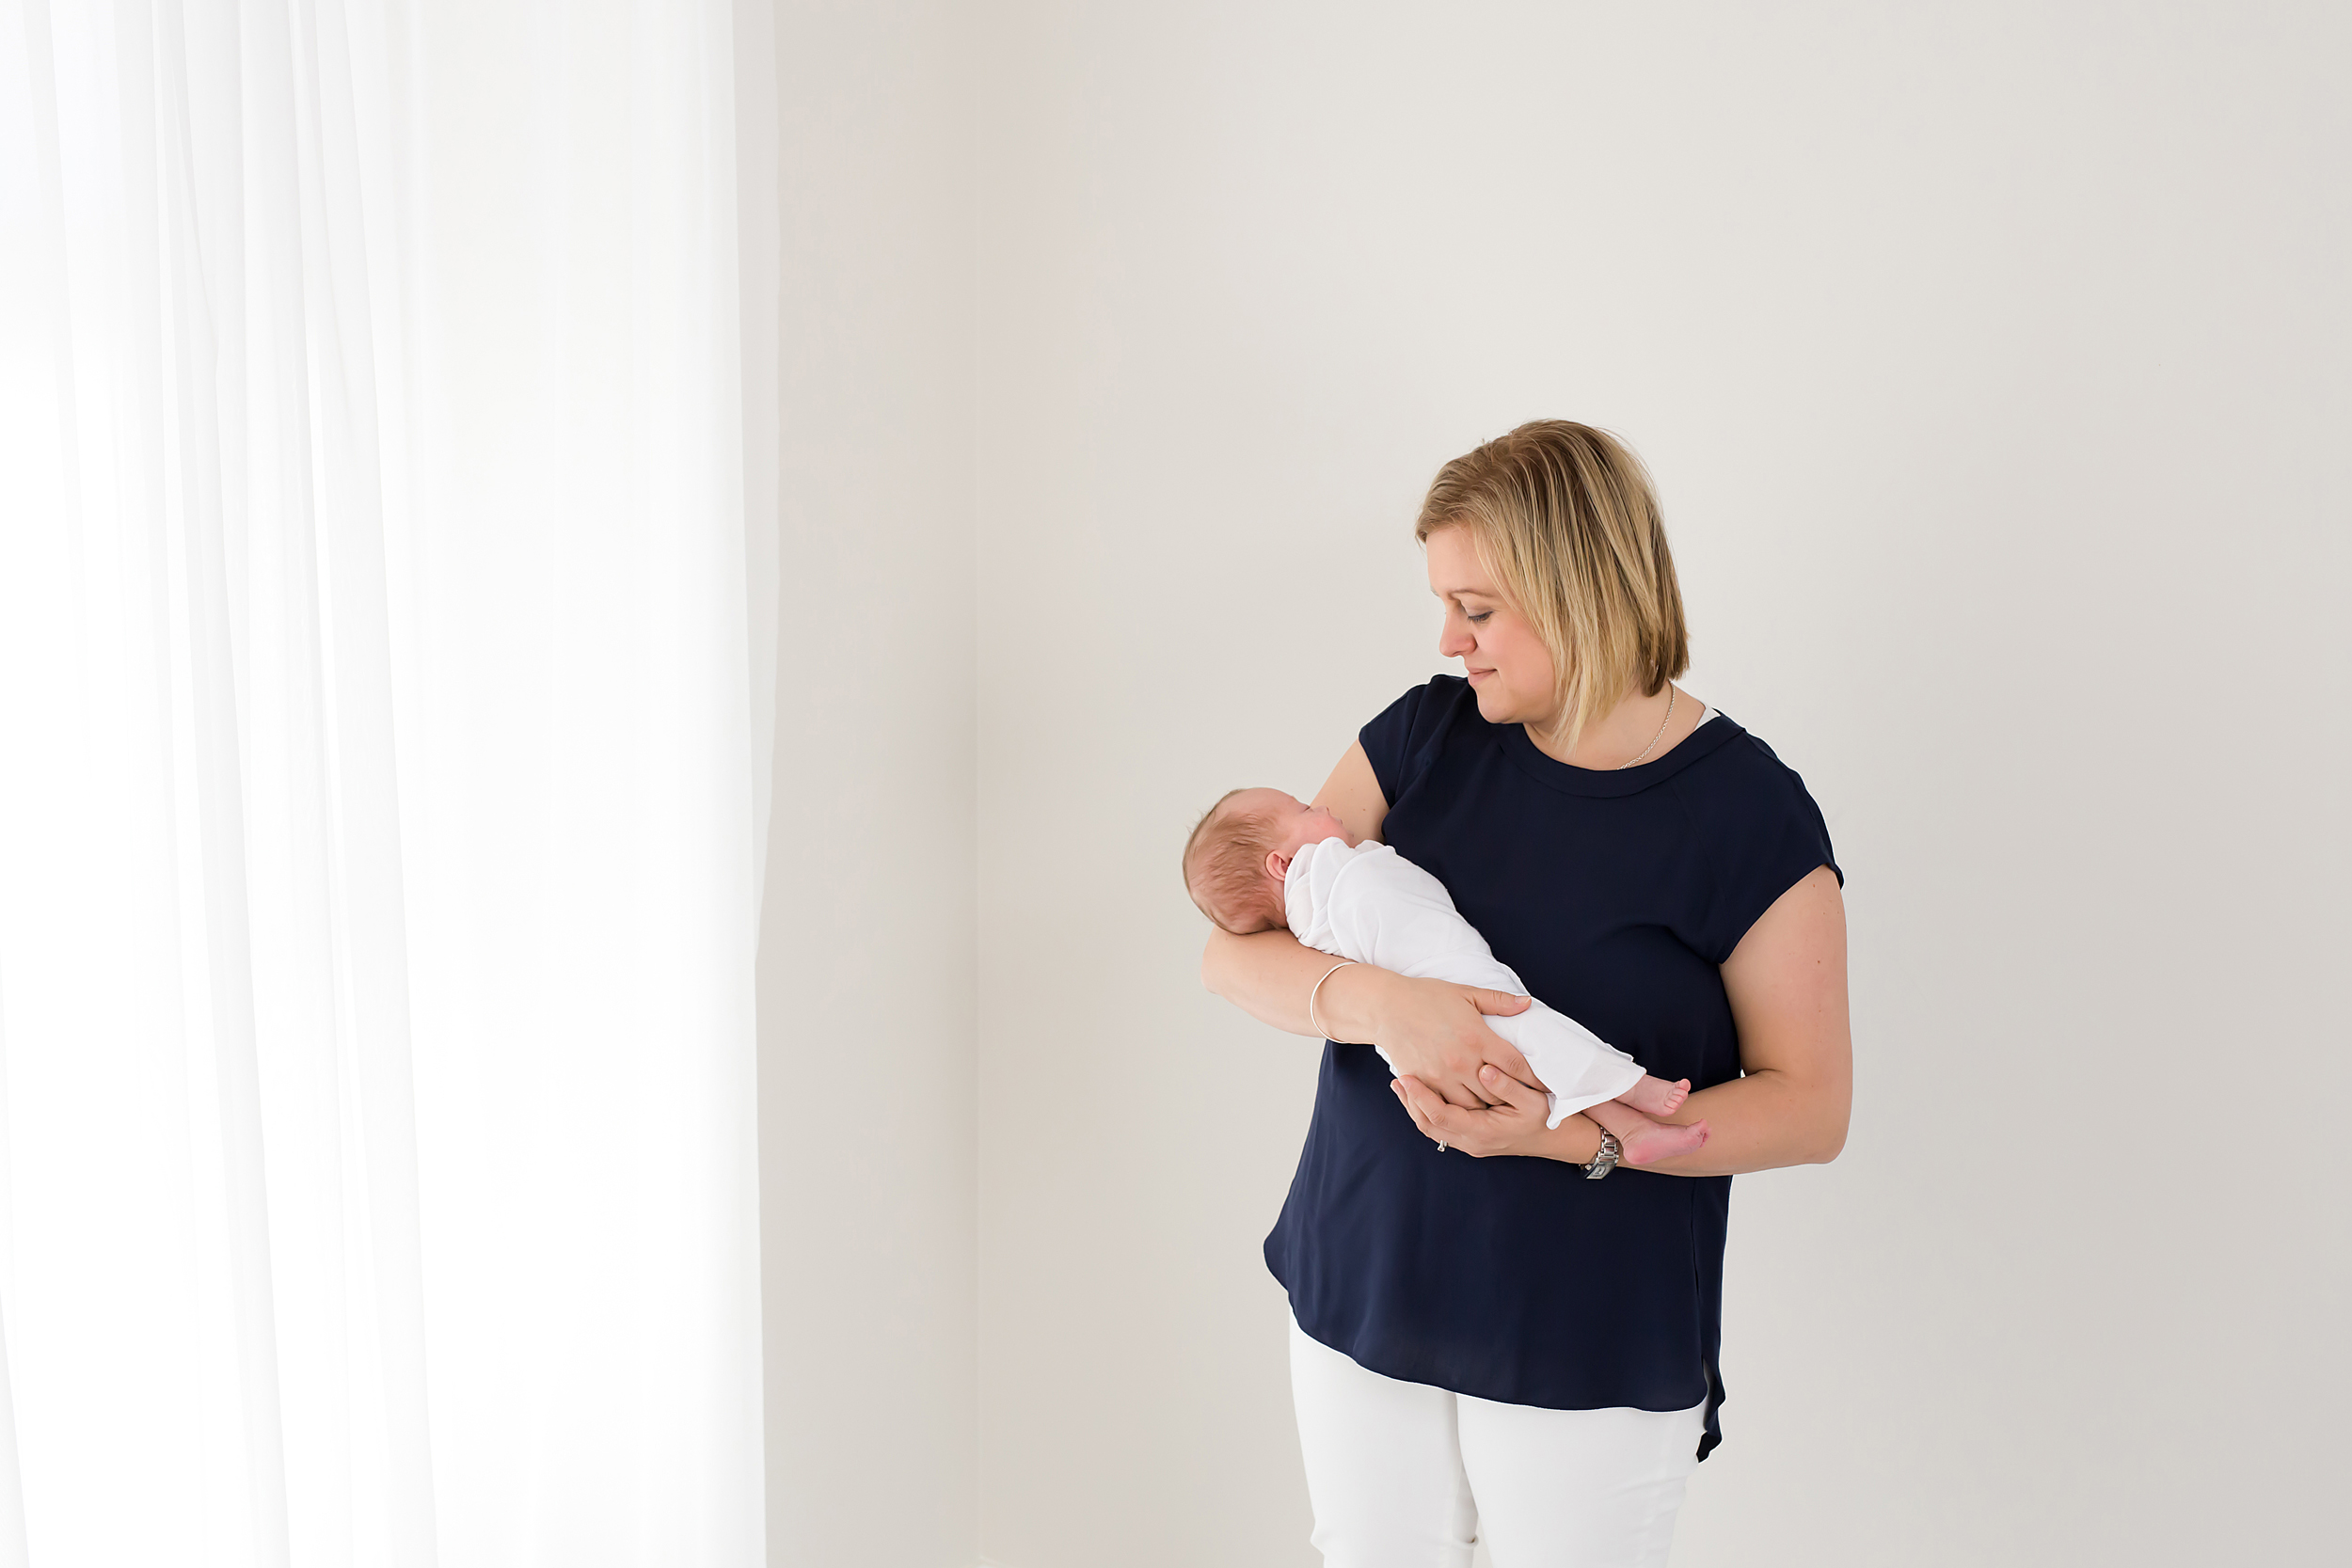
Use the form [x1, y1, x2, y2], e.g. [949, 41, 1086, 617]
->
[1525, 683, 1701, 769]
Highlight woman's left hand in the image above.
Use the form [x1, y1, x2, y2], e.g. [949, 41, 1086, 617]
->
[1391, 1064, 1557, 1157]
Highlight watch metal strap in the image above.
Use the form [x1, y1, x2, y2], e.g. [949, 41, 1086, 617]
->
[1583, 1129, 1621, 1180]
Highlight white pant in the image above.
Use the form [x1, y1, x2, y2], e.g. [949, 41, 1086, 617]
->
[1289, 1317, 1707, 1568]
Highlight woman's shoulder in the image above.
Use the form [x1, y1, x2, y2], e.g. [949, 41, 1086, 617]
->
[1670, 716, 1843, 957]
[1673, 717, 1833, 828]
[1679, 716, 1814, 794]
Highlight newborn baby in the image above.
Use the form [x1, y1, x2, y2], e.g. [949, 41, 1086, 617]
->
[1184, 787, 1709, 1167]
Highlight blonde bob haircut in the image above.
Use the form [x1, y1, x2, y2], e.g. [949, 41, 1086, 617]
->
[1415, 420, 1690, 765]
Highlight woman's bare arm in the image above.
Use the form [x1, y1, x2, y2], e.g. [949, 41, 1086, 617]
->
[1200, 927, 1369, 1037]
[1633, 865, 1849, 1174]
[1310, 740, 1390, 845]
[1391, 864, 1851, 1175]
[1200, 931, 1539, 1108]
[1199, 742, 1540, 1108]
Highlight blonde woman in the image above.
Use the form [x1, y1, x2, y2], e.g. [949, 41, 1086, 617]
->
[1202, 421, 1850, 1567]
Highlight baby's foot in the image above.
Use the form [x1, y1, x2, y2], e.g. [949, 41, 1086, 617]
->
[1616, 1117, 1709, 1167]
[1618, 1074, 1691, 1117]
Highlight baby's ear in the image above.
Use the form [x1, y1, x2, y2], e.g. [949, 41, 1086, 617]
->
[1265, 848, 1292, 882]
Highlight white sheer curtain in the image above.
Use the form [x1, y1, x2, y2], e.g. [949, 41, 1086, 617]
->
[0, 3, 769, 1564]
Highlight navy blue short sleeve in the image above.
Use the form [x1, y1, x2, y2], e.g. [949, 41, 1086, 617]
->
[1670, 735, 1843, 964]
[1358, 679, 1454, 808]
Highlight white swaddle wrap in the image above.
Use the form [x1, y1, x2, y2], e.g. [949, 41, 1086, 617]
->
[1284, 836, 1645, 1128]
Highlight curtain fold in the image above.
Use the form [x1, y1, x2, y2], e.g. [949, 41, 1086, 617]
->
[0, 2, 770, 1562]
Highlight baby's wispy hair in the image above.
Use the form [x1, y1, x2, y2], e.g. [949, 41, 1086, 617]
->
[1181, 789, 1285, 935]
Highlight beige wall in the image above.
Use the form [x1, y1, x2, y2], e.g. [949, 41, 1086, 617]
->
[972, 5, 2348, 1568]
[756, 4, 977, 1564]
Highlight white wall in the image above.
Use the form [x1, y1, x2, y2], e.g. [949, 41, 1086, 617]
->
[757, 4, 977, 1564]
[972, 4, 2348, 1566]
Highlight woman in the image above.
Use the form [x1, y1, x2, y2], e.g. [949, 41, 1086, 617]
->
[1201, 421, 1850, 1567]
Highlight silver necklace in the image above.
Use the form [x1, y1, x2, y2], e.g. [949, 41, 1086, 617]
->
[1617, 688, 1677, 769]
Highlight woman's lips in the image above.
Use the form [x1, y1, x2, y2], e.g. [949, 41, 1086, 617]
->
[1467, 667, 1495, 682]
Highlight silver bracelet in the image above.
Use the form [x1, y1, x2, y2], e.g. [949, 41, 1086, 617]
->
[1306, 960, 1359, 1041]
[1582, 1128, 1622, 1180]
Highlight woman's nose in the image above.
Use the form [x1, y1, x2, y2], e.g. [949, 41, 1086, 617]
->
[1438, 614, 1474, 658]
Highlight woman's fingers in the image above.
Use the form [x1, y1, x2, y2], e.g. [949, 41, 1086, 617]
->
[1428, 1053, 1498, 1110]
[1463, 986, 1533, 1017]
[1475, 1062, 1548, 1114]
[1423, 1078, 1478, 1110]
[1450, 988, 1542, 1097]
[1395, 1067, 1560, 1159]
[1393, 1076, 1505, 1156]
[1478, 1040, 1545, 1097]
[1392, 1076, 1455, 1139]
[1441, 1072, 1498, 1110]
[1391, 1078, 1442, 1143]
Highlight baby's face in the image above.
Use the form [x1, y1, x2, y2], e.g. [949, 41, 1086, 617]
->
[1240, 788, 1358, 863]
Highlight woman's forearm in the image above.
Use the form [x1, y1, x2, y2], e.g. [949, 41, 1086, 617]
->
[1497, 1069, 1838, 1177]
[1609, 1068, 1844, 1177]
[1200, 927, 1389, 1039]
[1203, 933, 1547, 1111]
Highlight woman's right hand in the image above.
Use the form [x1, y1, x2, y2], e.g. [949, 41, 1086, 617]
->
[1318, 966, 1543, 1109]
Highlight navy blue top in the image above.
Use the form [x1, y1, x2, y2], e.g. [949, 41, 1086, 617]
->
[1264, 675, 1840, 1460]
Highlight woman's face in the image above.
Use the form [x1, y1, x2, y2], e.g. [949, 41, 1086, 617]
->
[1425, 524, 1558, 730]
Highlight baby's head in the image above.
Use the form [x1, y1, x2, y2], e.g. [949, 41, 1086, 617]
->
[1181, 787, 1358, 934]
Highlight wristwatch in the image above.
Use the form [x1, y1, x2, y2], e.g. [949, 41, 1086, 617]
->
[1582, 1128, 1622, 1180]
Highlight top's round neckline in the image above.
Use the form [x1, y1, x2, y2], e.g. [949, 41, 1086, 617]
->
[1495, 710, 1741, 799]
